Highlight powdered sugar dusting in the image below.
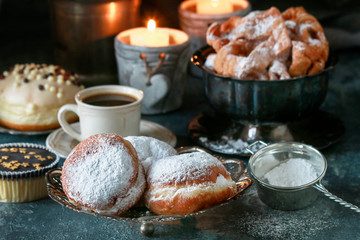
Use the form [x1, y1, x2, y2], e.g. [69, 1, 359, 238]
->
[200, 136, 248, 153]
[231, 11, 277, 40]
[198, 135, 264, 155]
[197, 187, 341, 239]
[205, 7, 328, 80]
[293, 41, 306, 51]
[285, 20, 296, 29]
[308, 37, 321, 46]
[124, 136, 177, 173]
[253, 15, 276, 38]
[96, 165, 145, 215]
[299, 23, 321, 46]
[204, 53, 216, 71]
[206, 23, 218, 43]
[242, 210, 339, 240]
[269, 60, 284, 74]
[147, 152, 225, 186]
[299, 23, 315, 34]
[63, 134, 136, 210]
[264, 158, 319, 187]
[269, 60, 290, 80]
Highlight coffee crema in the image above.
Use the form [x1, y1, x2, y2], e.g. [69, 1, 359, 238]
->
[81, 93, 137, 107]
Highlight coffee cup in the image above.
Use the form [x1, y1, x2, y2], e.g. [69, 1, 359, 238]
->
[58, 85, 143, 141]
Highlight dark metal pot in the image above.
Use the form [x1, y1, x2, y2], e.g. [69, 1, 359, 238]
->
[191, 46, 336, 124]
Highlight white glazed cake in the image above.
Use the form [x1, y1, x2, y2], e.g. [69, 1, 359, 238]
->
[0, 63, 84, 131]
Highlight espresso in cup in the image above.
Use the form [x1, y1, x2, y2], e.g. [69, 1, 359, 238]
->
[58, 85, 144, 141]
[81, 93, 137, 107]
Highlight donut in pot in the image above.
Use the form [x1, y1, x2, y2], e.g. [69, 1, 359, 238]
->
[144, 152, 237, 215]
[124, 136, 177, 173]
[205, 6, 329, 80]
[62, 133, 146, 215]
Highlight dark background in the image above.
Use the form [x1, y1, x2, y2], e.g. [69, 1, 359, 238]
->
[0, 1, 360, 239]
[0, 0, 359, 70]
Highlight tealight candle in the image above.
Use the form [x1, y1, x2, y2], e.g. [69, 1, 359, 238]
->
[196, 0, 233, 15]
[114, 22, 191, 114]
[178, 0, 251, 77]
[129, 19, 170, 47]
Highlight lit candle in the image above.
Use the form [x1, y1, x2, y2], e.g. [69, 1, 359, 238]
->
[129, 19, 170, 47]
[115, 21, 190, 114]
[196, 0, 234, 15]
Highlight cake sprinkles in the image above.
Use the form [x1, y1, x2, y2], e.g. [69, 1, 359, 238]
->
[0, 146, 57, 174]
[0, 143, 59, 202]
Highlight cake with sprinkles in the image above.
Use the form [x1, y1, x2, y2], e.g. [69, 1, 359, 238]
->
[0, 63, 84, 131]
[0, 143, 59, 202]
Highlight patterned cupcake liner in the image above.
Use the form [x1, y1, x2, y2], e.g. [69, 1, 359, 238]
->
[0, 142, 60, 180]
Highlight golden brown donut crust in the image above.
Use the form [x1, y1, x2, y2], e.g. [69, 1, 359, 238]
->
[145, 177, 236, 215]
[144, 153, 237, 215]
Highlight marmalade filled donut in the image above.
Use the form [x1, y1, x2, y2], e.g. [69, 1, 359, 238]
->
[0, 63, 84, 131]
[145, 152, 237, 215]
[124, 136, 177, 173]
[62, 133, 145, 215]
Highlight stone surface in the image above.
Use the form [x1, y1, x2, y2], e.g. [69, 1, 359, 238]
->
[0, 0, 360, 239]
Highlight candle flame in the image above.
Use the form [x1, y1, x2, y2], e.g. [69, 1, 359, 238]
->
[108, 2, 116, 20]
[210, 0, 219, 7]
[109, 2, 116, 14]
[147, 19, 156, 31]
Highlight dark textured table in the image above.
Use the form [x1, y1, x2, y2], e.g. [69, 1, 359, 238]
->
[1, 0, 360, 239]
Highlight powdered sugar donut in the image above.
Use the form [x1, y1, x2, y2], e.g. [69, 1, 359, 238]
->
[62, 133, 145, 215]
[124, 136, 177, 173]
[96, 163, 146, 215]
[145, 152, 237, 215]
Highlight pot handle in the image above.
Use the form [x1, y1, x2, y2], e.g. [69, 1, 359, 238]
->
[245, 140, 268, 155]
[314, 182, 360, 213]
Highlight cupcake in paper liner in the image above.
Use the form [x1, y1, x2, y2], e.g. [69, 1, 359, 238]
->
[0, 143, 59, 202]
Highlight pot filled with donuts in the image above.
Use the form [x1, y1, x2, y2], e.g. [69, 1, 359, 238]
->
[45, 133, 252, 236]
[192, 6, 334, 123]
[189, 6, 341, 154]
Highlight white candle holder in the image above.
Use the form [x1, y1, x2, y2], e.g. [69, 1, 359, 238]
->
[178, 0, 251, 77]
[114, 28, 190, 114]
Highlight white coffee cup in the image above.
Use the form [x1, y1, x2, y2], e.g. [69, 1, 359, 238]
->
[58, 85, 143, 141]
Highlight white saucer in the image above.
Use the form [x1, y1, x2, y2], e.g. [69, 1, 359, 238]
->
[46, 120, 177, 158]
